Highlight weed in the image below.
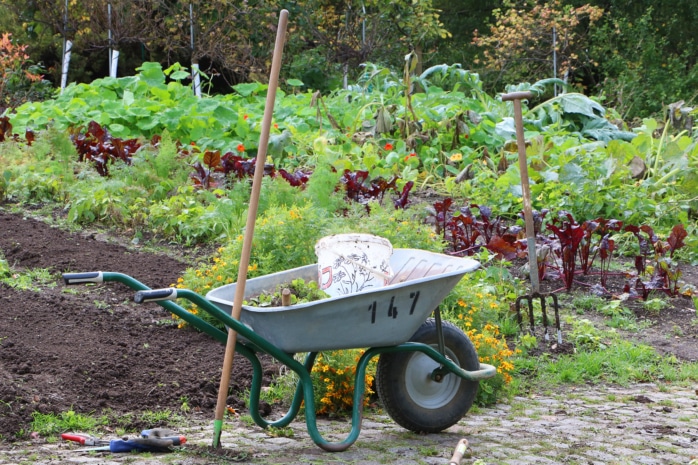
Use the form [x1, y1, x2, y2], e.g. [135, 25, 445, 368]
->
[266, 426, 294, 438]
[256, 365, 299, 408]
[31, 409, 107, 436]
[607, 314, 640, 331]
[0, 254, 9, 278]
[417, 445, 439, 456]
[643, 297, 669, 314]
[139, 409, 182, 425]
[179, 396, 190, 413]
[518, 334, 538, 353]
[569, 319, 608, 352]
[1, 268, 56, 291]
[599, 300, 628, 317]
[571, 294, 605, 313]
[92, 300, 109, 309]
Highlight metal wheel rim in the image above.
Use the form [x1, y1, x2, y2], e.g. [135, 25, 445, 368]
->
[404, 346, 461, 409]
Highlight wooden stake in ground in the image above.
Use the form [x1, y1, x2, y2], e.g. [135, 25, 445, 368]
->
[212, 9, 289, 448]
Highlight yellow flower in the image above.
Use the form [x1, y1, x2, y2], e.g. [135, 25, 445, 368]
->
[450, 153, 463, 162]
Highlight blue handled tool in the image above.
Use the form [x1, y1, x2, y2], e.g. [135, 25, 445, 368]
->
[63, 429, 186, 453]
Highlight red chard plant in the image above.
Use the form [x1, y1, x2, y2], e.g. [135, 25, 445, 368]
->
[547, 211, 585, 291]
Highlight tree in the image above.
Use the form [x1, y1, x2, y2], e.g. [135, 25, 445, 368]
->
[471, 0, 603, 90]
[287, 0, 451, 88]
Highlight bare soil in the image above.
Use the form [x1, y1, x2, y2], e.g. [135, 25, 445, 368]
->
[0, 206, 696, 443]
[0, 208, 280, 440]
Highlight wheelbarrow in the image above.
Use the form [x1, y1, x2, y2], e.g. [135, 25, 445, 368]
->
[62, 248, 496, 452]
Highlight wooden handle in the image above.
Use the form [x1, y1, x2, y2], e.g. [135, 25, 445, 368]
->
[281, 288, 292, 306]
[213, 9, 290, 448]
[501, 91, 534, 102]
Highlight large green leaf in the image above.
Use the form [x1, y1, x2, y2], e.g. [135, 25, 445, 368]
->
[233, 82, 265, 97]
[581, 116, 635, 142]
[559, 162, 586, 184]
[136, 62, 167, 88]
[557, 93, 605, 118]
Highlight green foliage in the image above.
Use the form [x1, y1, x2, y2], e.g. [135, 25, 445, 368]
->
[2, 58, 698, 413]
[472, 1, 604, 91]
[568, 319, 610, 352]
[1, 268, 55, 291]
[310, 350, 376, 416]
[0, 253, 9, 278]
[589, 10, 698, 119]
[0, 32, 52, 109]
[31, 410, 107, 436]
[246, 278, 330, 307]
[537, 340, 672, 385]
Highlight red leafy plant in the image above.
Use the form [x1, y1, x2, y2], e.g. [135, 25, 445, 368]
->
[625, 224, 688, 298]
[70, 121, 141, 176]
[546, 211, 585, 291]
[338, 169, 412, 211]
[189, 148, 305, 190]
[428, 198, 522, 260]
[0, 115, 35, 145]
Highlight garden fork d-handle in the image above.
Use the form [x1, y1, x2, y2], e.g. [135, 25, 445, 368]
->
[501, 91, 540, 293]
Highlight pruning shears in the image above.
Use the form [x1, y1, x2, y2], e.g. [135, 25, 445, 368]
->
[61, 428, 186, 453]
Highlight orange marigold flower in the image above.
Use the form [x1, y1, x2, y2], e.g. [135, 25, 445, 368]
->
[237, 143, 245, 152]
[384, 142, 394, 151]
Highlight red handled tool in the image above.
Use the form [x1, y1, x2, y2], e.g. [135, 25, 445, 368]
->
[60, 433, 109, 446]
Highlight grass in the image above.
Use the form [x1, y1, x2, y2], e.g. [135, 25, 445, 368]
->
[0, 267, 56, 291]
[31, 409, 108, 436]
[139, 409, 184, 425]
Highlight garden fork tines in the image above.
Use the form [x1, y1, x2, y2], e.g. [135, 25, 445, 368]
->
[515, 292, 562, 344]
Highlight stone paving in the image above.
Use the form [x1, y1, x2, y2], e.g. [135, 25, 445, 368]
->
[1, 383, 696, 464]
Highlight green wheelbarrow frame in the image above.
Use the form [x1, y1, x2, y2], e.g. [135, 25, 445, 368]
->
[63, 271, 496, 452]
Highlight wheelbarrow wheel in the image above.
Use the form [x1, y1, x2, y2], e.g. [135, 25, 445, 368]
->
[375, 318, 479, 433]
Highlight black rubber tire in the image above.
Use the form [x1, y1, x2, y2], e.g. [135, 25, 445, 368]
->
[375, 318, 480, 433]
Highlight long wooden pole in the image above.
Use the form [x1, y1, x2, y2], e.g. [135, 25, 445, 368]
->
[501, 91, 539, 293]
[212, 9, 289, 448]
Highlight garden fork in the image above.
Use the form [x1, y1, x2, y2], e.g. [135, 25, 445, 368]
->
[502, 91, 562, 344]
